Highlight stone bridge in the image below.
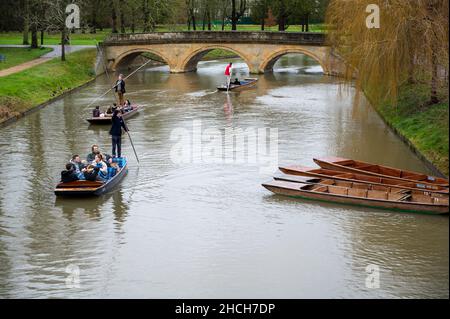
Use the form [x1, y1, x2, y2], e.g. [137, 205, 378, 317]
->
[98, 31, 344, 76]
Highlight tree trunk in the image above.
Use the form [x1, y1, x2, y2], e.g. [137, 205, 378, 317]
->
[131, 9, 136, 33]
[430, 48, 439, 104]
[120, 5, 126, 33]
[231, 0, 237, 30]
[112, 4, 118, 33]
[40, 29, 44, 45]
[208, 11, 212, 30]
[91, 6, 97, 33]
[202, 9, 207, 30]
[305, 13, 309, 32]
[278, 2, 286, 31]
[278, 15, 285, 31]
[22, 0, 29, 45]
[261, 17, 265, 31]
[61, 28, 66, 62]
[31, 26, 38, 48]
[191, 11, 196, 31]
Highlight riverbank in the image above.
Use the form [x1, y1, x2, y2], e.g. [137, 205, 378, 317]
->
[0, 47, 53, 70]
[369, 83, 449, 177]
[0, 49, 97, 125]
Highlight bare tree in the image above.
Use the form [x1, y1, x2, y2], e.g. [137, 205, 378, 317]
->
[44, 0, 71, 61]
[229, 0, 247, 31]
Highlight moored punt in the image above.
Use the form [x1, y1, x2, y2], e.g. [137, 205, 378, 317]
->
[86, 105, 140, 125]
[279, 165, 449, 194]
[262, 180, 449, 215]
[314, 157, 449, 188]
[273, 174, 449, 198]
[217, 78, 258, 91]
[54, 158, 128, 197]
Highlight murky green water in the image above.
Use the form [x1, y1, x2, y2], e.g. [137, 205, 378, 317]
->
[0, 54, 447, 298]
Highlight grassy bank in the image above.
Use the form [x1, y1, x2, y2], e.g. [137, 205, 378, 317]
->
[371, 83, 449, 176]
[0, 25, 325, 45]
[0, 49, 97, 123]
[0, 47, 53, 70]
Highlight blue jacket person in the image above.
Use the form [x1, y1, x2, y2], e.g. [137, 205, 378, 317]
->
[109, 109, 129, 158]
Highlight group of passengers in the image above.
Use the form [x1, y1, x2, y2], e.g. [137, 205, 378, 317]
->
[92, 99, 134, 118]
[60, 144, 124, 183]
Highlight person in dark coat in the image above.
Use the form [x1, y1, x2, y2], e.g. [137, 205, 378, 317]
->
[93, 106, 101, 118]
[109, 109, 128, 158]
[115, 74, 126, 107]
[61, 163, 79, 183]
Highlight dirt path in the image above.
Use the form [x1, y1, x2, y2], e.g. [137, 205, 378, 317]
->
[0, 57, 51, 77]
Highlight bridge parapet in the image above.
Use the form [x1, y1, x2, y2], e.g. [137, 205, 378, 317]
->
[102, 31, 326, 46]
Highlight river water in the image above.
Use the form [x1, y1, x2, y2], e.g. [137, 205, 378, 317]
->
[0, 54, 448, 298]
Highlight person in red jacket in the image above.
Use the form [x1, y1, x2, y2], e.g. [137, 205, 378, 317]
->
[224, 62, 233, 90]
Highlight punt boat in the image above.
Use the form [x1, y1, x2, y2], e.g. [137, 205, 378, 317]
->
[217, 78, 258, 91]
[314, 157, 449, 188]
[86, 105, 140, 125]
[54, 158, 128, 197]
[279, 165, 449, 194]
[262, 179, 449, 215]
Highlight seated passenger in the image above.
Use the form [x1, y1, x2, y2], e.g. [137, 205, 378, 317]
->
[87, 144, 100, 163]
[87, 145, 111, 164]
[93, 106, 101, 118]
[61, 163, 79, 183]
[93, 153, 108, 181]
[123, 99, 132, 112]
[233, 78, 241, 85]
[70, 154, 86, 180]
[83, 165, 100, 181]
[106, 104, 115, 115]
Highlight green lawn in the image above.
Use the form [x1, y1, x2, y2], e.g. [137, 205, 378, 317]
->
[0, 30, 110, 45]
[0, 47, 53, 70]
[0, 24, 325, 45]
[0, 49, 96, 123]
[374, 83, 449, 176]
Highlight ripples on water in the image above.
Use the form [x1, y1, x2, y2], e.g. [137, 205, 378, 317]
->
[0, 54, 447, 298]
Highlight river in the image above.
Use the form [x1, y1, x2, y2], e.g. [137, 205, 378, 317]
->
[0, 54, 448, 298]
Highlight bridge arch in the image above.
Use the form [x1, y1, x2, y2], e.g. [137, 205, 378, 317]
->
[180, 45, 254, 73]
[111, 48, 171, 71]
[259, 48, 329, 74]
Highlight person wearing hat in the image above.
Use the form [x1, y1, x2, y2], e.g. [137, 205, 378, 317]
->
[109, 109, 129, 158]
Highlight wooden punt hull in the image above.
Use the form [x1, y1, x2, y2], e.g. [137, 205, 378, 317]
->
[86, 105, 140, 124]
[54, 160, 128, 197]
[262, 180, 449, 215]
[217, 78, 258, 91]
[274, 173, 449, 198]
[279, 165, 449, 194]
[314, 157, 449, 188]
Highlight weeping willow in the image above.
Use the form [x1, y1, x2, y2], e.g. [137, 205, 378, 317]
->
[326, 0, 449, 106]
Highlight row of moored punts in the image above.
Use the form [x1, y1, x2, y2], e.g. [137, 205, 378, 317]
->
[262, 156, 449, 215]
